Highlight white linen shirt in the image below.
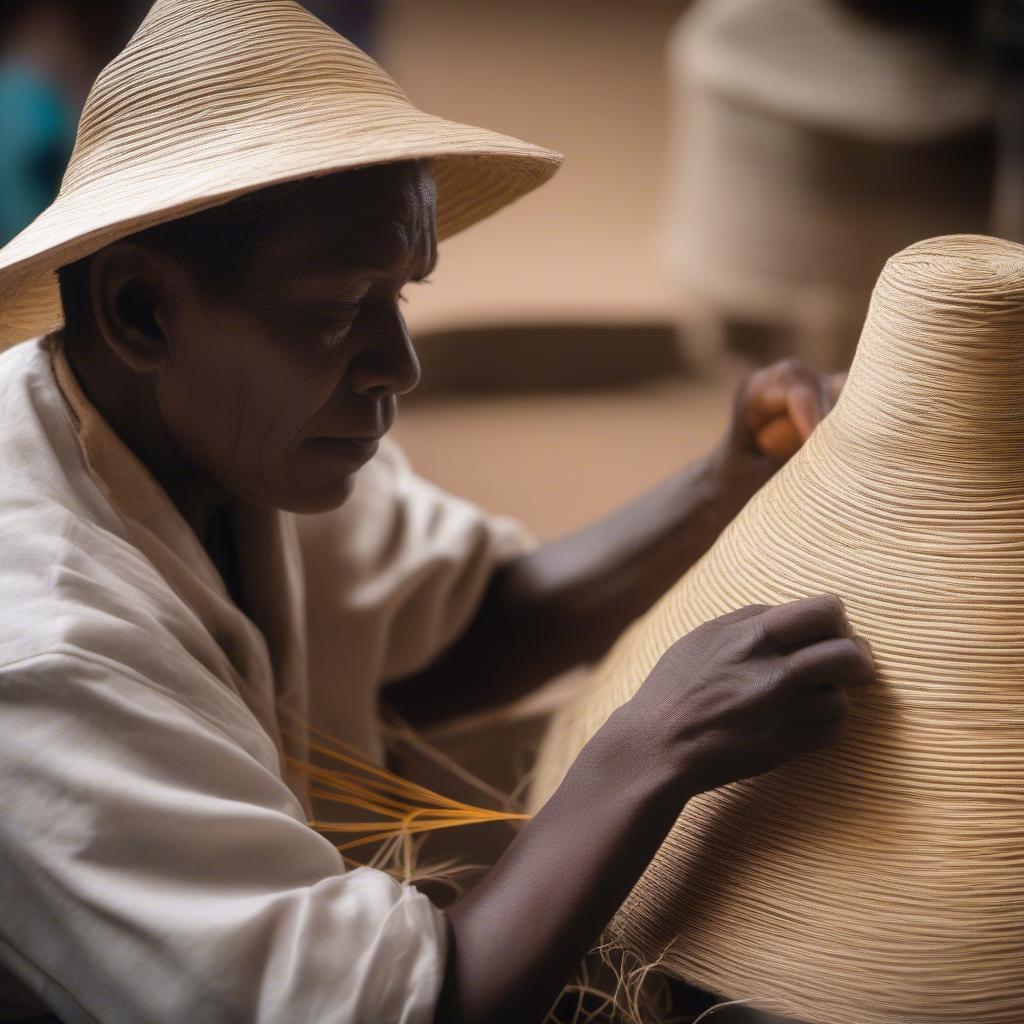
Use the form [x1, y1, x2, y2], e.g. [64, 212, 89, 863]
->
[0, 334, 532, 1023]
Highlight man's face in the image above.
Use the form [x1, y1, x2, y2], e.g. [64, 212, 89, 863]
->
[153, 163, 436, 513]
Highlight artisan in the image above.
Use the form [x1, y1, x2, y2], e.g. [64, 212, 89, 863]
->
[0, 2, 876, 1022]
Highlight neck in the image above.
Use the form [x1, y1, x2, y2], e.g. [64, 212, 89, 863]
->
[63, 331, 229, 547]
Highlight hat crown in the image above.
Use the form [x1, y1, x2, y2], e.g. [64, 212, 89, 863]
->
[61, 0, 407, 196]
[832, 234, 1024, 477]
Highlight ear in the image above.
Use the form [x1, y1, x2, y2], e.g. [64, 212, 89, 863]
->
[89, 242, 179, 373]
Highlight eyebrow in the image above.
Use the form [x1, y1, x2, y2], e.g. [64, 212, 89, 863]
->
[297, 225, 437, 281]
[287, 254, 435, 292]
[274, 249, 437, 308]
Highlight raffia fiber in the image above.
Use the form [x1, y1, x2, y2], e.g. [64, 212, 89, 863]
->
[530, 235, 1024, 1023]
[280, 714, 528, 868]
[0, 0, 560, 350]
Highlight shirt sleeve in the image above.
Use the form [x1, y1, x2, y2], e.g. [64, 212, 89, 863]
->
[296, 438, 537, 687]
[0, 649, 447, 1024]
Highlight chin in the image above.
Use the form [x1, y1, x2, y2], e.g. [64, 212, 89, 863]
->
[275, 472, 357, 515]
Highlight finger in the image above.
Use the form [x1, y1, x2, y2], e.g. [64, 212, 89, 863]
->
[710, 603, 772, 628]
[757, 594, 849, 649]
[744, 360, 825, 439]
[783, 636, 876, 692]
[825, 371, 846, 407]
[785, 378, 826, 440]
[794, 683, 850, 723]
[755, 415, 803, 459]
[671, 604, 772, 659]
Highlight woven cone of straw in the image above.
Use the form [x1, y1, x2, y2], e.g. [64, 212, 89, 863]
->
[530, 235, 1024, 1024]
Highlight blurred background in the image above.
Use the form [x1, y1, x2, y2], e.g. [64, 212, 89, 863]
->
[2, 0, 1020, 541]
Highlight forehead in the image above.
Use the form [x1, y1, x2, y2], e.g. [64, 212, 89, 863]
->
[248, 162, 438, 281]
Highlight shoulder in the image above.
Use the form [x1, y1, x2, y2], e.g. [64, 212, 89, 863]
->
[0, 342, 272, 763]
[0, 485, 186, 663]
[0, 338, 182, 659]
[0, 337, 113, 520]
[0, 533, 264, 741]
[0, 641, 282, 779]
[0, 388, 275, 760]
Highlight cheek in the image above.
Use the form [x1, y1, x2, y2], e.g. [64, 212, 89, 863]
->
[157, 312, 346, 484]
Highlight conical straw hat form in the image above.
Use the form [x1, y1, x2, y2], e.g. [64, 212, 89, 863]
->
[0, 0, 561, 351]
[530, 235, 1024, 1024]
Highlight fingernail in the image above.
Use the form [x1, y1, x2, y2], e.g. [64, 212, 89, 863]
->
[854, 634, 876, 665]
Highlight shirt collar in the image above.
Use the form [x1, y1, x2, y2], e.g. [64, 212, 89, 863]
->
[46, 331, 171, 524]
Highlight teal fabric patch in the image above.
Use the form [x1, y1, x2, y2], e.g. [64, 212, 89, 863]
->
[0, 61, 76, 244]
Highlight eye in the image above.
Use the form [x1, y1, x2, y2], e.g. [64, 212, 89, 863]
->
[315, 301, 362, 347]
[323, 298, 365, 317]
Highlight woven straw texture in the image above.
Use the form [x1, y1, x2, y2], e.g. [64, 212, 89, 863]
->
[0, 0, 561, 350]
[530, 235, 1024, 1023]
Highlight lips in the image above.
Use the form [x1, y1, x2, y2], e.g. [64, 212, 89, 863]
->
[307, 435, 381, 463]
[323, 435, 379, 447]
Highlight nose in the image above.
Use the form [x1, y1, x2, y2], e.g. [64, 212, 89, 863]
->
[347, 303, 421, 399]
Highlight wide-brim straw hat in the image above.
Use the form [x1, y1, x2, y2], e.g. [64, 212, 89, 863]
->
[531, 235, 1024, 1023]
[0, 0, 562, 351]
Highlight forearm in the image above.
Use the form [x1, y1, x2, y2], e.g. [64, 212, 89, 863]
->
[385, 451, 745, 725]
[504, 451, 736, 660]
[435, 709, 686, 1024]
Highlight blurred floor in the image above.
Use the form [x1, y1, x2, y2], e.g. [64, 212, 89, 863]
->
[394, 357, 745, 541]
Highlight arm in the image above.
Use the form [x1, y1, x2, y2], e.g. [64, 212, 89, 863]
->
[386, 452, 731, 725]
[436, 596, 876, 1024]
[386, 360, 845, 727]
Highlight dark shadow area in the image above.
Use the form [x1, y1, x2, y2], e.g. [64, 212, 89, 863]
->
[408, 322, 686, 397]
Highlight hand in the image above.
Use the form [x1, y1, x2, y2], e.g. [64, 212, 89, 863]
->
[437, 597, 872, 1024]
[615, 595, 875, 797]
[741, 359, 846, 460]
[709, 359, 846, 518]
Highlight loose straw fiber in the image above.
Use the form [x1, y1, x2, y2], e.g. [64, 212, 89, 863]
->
[530, 235, 1024, 1024]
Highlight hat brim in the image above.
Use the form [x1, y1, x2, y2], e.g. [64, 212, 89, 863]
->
[0, 104, 561, 350]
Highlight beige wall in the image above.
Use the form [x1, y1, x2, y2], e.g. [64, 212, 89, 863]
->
[379, 0, 687, 334]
